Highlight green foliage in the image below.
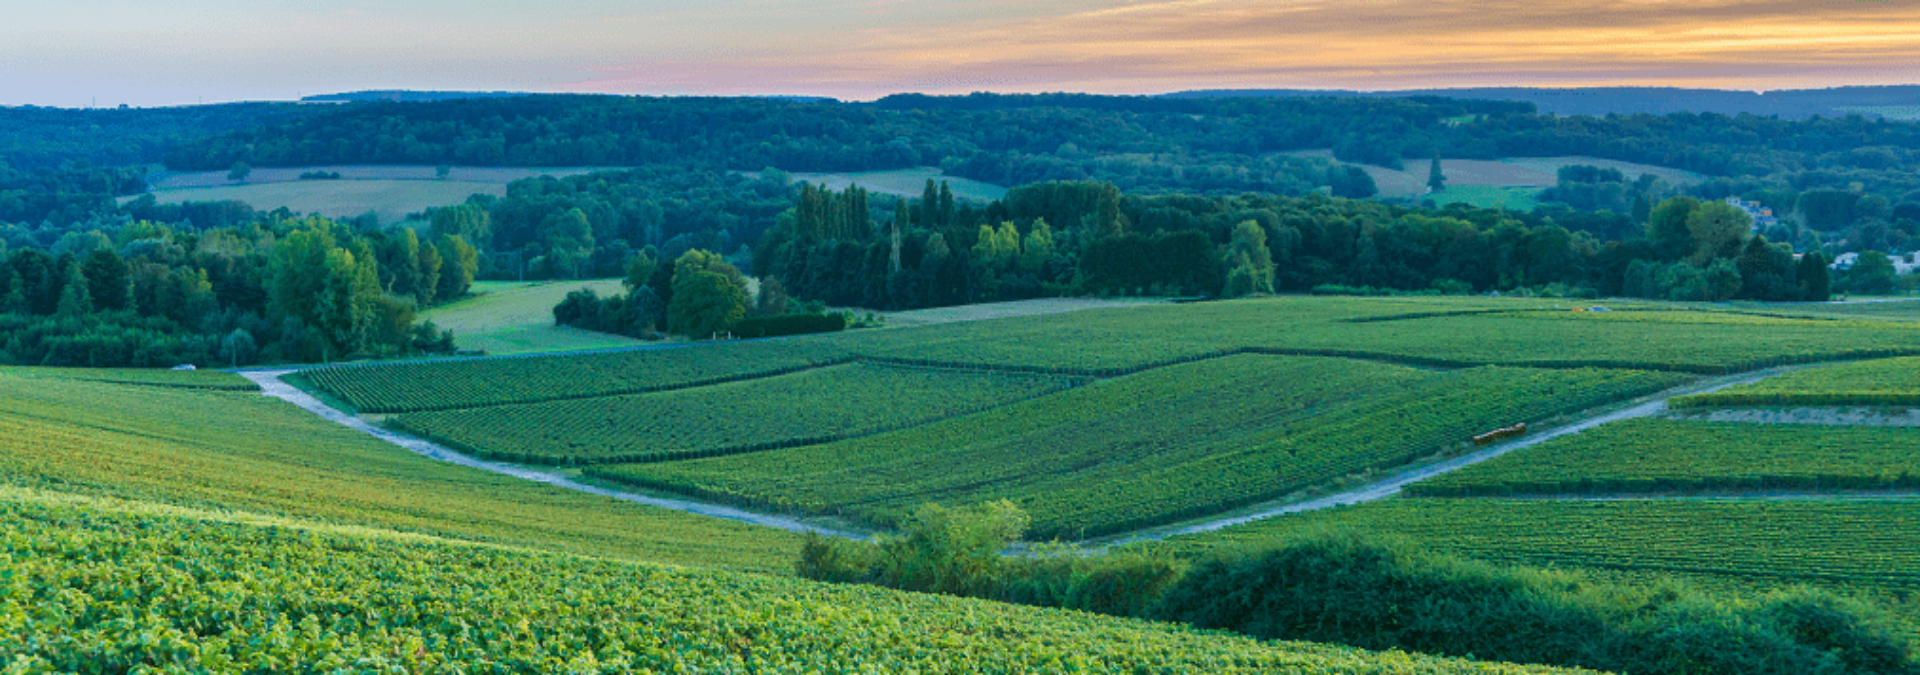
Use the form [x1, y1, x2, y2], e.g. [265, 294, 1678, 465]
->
[731, 311, 845, 339]
[1648, 196, 1701, 261]
[1686, 200, 1753, 265]
[1428, 153, 1446, 192]
[396, 363, 1081, 465]
[603, 355, 1686, 539]
[301, 338, 849, 413]
[1157, 529, 1916, 675]
[1161, 498, 1920, 592]
[0, 370, 801, 571]
[0, 492, 1580, 675]
[668, 249, 750, 338]
[1410, 418, 1920, 496]
[1675, 356, 1920, 408]
[798, 501, 1186, 618]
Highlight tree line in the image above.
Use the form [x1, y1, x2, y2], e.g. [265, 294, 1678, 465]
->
[747, 180, 1864, 315]
[0, 214, 474, 367]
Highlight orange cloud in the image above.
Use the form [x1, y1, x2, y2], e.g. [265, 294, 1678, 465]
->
[566, 0, 1920, 95]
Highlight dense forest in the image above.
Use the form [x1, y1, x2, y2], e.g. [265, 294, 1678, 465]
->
[0, 215, 470, 367]
[5, 92, 1920, 363]
[749, 180, 1867, 314]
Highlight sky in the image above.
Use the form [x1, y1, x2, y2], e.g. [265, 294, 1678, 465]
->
[5, 0, 1920, 108]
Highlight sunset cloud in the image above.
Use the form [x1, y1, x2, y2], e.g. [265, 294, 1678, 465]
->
[5, 0, 1918, 106]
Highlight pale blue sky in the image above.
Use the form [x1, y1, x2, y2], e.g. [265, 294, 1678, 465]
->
[5, 1, 1918, 108]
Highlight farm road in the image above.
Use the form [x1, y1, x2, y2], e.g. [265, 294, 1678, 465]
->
[247, 360, 1892, 549]
[1093, 367, 1793, 548]
[240, 370, 867, 540]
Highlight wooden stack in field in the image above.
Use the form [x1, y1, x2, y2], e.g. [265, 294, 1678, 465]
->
[1473, 422, 1528, 446]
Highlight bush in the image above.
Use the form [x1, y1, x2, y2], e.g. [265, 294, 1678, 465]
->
[732, 312, 846, 339]
[1154, 529, 1917, 675]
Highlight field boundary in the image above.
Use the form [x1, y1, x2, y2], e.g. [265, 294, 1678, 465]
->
[386, 369, 1093, 467]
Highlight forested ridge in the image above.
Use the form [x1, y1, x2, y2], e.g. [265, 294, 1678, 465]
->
[4, 92, 1920, 364]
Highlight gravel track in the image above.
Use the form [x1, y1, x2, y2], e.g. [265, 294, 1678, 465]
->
[240, 370, 867, 540]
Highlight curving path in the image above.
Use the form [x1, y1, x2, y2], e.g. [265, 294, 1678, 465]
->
[246, 363, 1814, 548]
[1094, 367, 1794, 548]
[240, 370, 867, 540]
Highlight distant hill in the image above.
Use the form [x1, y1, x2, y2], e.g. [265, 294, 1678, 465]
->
[301, 90, 545, 103]
[1164, 86, 1920, 119]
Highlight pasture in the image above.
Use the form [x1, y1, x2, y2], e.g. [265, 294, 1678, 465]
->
[131, 165, 612, 225]
[776, 166, 1009, 202]
[423, 278, 643, 355]
[1285, 150, 1700, 201]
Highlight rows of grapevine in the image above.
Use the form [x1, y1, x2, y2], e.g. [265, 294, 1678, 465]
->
[1674, 356, 1920, 408]
[298, 339, 853, 413]
[593, 356, 1689, 539]
[299, 297, 1920, 415]
[0, 373, 801, 572]
[0, 365, 257, 390]
[1157, 498, 1920, 590]
[0, 491, 1591, 675]
[827, 298, 1920, 376]
[391, 363, 1086, 465]
[1410, 418, 1920, 497]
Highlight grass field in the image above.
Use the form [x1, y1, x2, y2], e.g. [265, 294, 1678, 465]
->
[1409, 418, 1920, 496]
[424, 278, 643, 355]
[0, 365, 256, 390]
[775, 166, 1008, 202]
[1157, 498, 1920, 590]
[1284, 151, 1700, 200]
[131, 165, 614, 225]
[0, 488, 1580, 675]
[126, 179, 503, 225]
[0, 368, 800, 572]
[1836, 105, 1920, 121]
[594, 357, 1687, 538]
[1674, 356, 1920, 408]
[392, 363, 1084, 465]
[1422, 185, 1545, 211]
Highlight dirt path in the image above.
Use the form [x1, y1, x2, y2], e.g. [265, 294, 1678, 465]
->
[247, 359, 1899, 550]
[239, 370, 867, 540]
[1093, 368, 1792, 548]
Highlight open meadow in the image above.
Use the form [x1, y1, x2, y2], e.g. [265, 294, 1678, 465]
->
[128, 165, 609, 224]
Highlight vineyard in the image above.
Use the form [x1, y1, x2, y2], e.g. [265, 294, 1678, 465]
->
[297, 339, 851, 413]
[0, 373, 800, 571]
[0, 489, 1593, 675]
[1673, 356, 1920, 408]
[298, 297, 1920, 418]
[593, 356, 1688, 539]
[1409, 418, 1920, 496]
[390, 363, 1084, 465]
[1155, 498, 1920, 590]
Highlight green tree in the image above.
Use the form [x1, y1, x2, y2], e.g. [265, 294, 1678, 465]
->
[1646, 196, 1700, 261]
[667, 249, 749, 338]
[1427, 153, 1445, 193]
[434, 234, 478, 300]
[1018, 218, 1055, 274]
[1224, 220, 1274, 296]
[414, 235, 443, 306]
[1686, 200, 1752, 265]
[623, 249, 658, 292]
[538, 208, 596, 279]
[55, 262, 92, 316]
[81, 249, 130, 311]
[1798, 251, 1832, 301]
[430, 204, 492, 249]
[1846, 251, 1899, 295]
[227, 161, 251, 183]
